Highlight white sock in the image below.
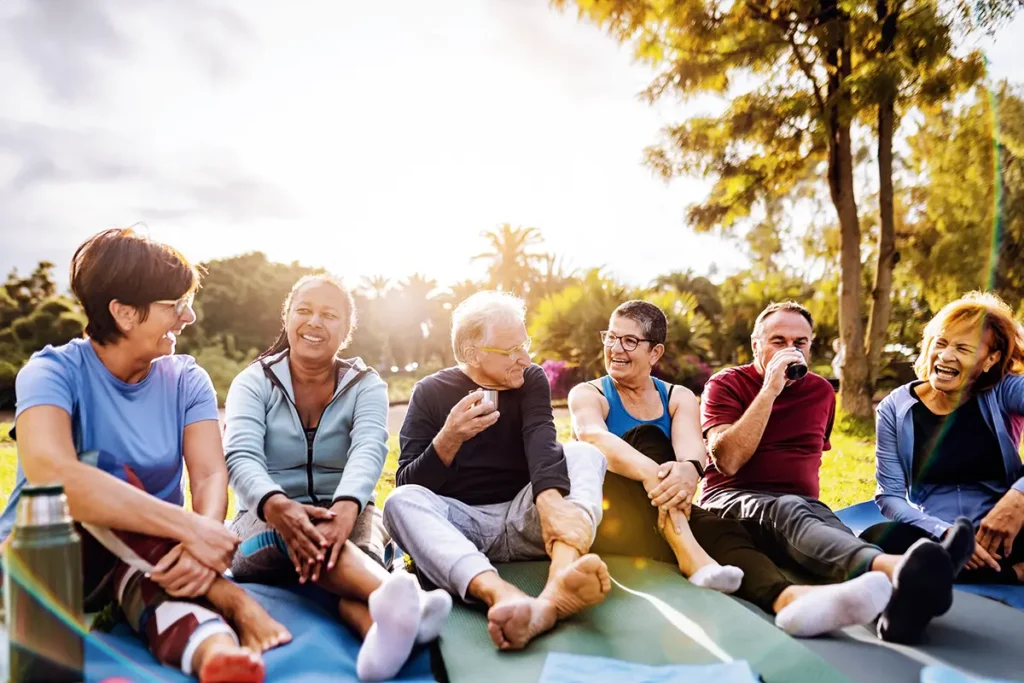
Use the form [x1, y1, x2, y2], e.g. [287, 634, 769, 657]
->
[775, 571, 893, 638]
[357, 572, 421, 681]
[689, 564, 744, 594]
[416, 588, 453, 645]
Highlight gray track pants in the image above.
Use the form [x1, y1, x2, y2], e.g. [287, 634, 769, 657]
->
[383, 441, 607, 599]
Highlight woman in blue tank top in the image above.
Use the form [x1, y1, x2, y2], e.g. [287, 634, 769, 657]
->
[598, 373, 674, 439]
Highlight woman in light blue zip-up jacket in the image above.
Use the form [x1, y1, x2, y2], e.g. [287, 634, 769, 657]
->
[224, 275, 451, 680]
[866, 292, 1024, 585]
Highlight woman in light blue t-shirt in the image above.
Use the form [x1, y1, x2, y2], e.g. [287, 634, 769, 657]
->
[5, 228, 286, 682]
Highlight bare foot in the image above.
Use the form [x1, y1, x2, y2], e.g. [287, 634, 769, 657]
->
[486, 595, 556, 651]
[538, 554, 611, 619]
[197, 643, 265, 683]
[232, 602, 293, 653]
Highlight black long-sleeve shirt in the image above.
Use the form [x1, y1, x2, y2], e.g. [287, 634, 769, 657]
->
[396, 364, 570, 505]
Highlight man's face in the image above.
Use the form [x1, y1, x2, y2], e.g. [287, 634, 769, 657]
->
[752, 310, 813, 376]
[474, 319, 531, 389]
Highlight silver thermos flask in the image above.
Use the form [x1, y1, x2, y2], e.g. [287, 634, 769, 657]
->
[4, 484, 85, 682]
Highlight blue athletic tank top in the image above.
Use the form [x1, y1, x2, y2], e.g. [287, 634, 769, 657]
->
[598, 375, 672, 439]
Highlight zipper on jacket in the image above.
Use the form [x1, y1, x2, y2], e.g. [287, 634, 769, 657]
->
[261, 360, 371, 505]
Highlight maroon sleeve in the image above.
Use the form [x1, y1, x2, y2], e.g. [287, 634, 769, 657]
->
[822, 385, 837, 451]
[700, 370, 747, 436]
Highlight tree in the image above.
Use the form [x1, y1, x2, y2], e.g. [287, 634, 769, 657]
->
[359, 275, 391, 300]
[0, 262, 85, 409]
[179, 252, 321, 356]
[901, 83, 1024, 312]
[652, 269, 723, 321]
[472, 224, 545, 294]
[554, 0, 995, 417]
[530, 269, 630, 378]
[528, 252, 577, 309]
[4, 262, 58, 316]
[856, 0, 986, 386]
[713, 268, 818, 364]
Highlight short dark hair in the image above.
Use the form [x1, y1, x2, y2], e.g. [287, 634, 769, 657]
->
[70, 228, 200, 345]
[752, 301, 814, 339]
[611, 300, 667, 346]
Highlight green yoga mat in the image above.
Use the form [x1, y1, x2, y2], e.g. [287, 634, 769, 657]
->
[436, 556, 850, 683]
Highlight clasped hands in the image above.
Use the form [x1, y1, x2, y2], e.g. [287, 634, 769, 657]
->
[965, 489, 1024, 572]
[264, 495, 361, 583]
[644, 460, 699, 535]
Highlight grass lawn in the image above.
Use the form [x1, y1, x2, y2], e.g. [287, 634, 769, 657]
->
[0, 418, 878, 516]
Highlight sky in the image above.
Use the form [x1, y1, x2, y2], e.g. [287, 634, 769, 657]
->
[0, 0, 1021, 292]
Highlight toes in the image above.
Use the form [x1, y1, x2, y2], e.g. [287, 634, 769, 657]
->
[486, 621, 507, 649]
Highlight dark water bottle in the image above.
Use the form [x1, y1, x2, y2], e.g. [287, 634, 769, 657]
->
[786, 350, 808, 380]
[4, 484, 84, 682]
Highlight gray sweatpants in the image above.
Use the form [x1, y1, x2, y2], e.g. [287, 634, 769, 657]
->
[383, 441, 607, 599]
[701, 489, 883, 581]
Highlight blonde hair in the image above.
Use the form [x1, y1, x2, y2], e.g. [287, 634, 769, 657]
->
[914, 291, 1024, 392]
[450, 291, 526, 363]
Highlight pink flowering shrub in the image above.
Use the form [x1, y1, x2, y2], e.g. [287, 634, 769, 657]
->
[541, 359, 576, 400]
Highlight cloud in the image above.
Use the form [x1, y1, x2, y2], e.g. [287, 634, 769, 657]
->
[0, 1, 290, 260]
[0, 121, 145, 192]
[134, 168, 298, 223]
[0, 119, 296, 254]
[0, 0, 255, 102]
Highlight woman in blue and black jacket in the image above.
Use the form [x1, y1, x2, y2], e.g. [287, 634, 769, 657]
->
[225, 275, 450, 681]
[866, 291, 1024, 585]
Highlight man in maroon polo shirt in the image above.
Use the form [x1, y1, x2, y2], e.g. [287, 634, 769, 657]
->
[700, 302, 974, 644]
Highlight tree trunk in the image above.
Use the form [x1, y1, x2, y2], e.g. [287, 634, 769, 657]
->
[866, 3, 900, 388]
[823, 1, 873, 419]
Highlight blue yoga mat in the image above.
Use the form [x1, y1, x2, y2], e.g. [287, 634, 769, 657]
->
[84, 583, 435, 682]
[836, 501, 1024, 610]
[538, 653, 759, 683]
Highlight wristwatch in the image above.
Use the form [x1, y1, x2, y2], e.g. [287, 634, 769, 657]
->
[683, 459, 706, 479]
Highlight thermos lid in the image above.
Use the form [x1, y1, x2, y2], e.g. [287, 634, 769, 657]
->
[16, 484, 71, 527]
[22, 484, 65, 497]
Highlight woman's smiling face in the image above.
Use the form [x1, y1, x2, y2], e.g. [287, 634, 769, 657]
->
[285, 281, 350, 366]
[924, 323, 1001, 394]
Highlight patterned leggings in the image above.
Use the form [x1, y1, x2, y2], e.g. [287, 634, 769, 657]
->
[82, 466, 237, 675]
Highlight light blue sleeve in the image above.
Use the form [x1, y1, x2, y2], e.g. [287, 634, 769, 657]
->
[183, 361, 220, 426]
[14, 349, 75, 421]
[996, 375, 1024, 494]
[224, 366, 284, 516]
[874, 396, 952, 537]
[997, 374, 1024, 414]
[332, 374, 389, 511]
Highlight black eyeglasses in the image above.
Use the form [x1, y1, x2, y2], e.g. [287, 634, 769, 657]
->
[600, 331, 655, 352]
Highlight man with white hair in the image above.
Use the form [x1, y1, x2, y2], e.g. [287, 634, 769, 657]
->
[384, 291, 611, 651]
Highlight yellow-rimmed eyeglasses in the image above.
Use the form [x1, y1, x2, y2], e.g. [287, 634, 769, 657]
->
[152, 292, 195, 317]
[477, 337, 532, 357]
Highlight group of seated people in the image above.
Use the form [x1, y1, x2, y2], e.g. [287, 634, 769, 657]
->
[1, 227, 1022, 682]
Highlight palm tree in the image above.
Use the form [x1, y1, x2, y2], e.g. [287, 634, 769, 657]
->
[394, 274, 445, 367]
[438, 279, 483, 311]
[651, 269, 723, 321]
[359, 275, 391, 300]
[472, 224, 545, 294]
[529, 252, 576, 307]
